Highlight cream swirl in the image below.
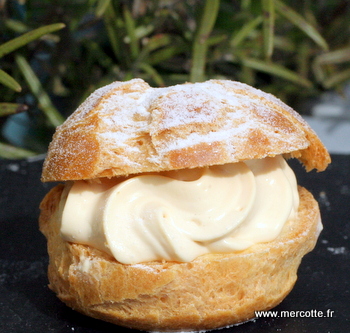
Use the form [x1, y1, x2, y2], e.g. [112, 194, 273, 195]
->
[61, 156, 299, 264]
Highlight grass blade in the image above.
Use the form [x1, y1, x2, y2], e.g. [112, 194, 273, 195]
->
[123, 5, 139, 60]
[137, 33, 171, 63]
[148, 44, 186, 66]
[207, 34, 227, 47]
[139, 63, 165, 86]
[141, 34, 187, 66]
[296, 41, 312, 79]
[0, 103, 28, 116]
[242, 57, 313, 88]
[190, 0, 220, 82]
[0, 141, 36, 159]
[323, 68, 350, 89]
[0, 69, 22, 92]
[311, 60, 325, 84]
[144, 34, 172, 53]
[95, 0, 111, 17]
[261, 0, 275, 58]
[103, 5, 123, 63]
[4, 19, 29, 34]
[314, 47, 350, 65]
[230, 16, 263, 48]
[15, 55, 65, 127]
[0, 23, 65, 58]
[275, 0, 328, 51]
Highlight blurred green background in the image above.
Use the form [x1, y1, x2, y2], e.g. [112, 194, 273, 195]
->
[1, 0, 349, 158]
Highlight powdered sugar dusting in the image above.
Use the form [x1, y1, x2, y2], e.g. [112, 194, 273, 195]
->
[151, 83, 231, 130]
[86, 79, 306, 157]
[43, 78, 320, 181]
[148, 80, 307, 156]
[69, 81, 125, 124]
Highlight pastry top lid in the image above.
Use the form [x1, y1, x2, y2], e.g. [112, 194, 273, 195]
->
[41, 79, 330, 181]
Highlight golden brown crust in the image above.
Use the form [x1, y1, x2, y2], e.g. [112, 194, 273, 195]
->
[39, 184, 322, 331]
[41, 79, 330, 182]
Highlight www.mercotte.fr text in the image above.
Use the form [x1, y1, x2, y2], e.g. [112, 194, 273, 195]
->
[255, 309, 334, 318]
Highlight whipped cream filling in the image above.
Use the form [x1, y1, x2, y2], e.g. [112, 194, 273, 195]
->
[61, 156, 299, 264]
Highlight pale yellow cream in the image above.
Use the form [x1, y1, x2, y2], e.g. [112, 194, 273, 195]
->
[61, 156, 299, 264]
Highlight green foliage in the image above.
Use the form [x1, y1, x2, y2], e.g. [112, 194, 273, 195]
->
[1, 0, 349, 158]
